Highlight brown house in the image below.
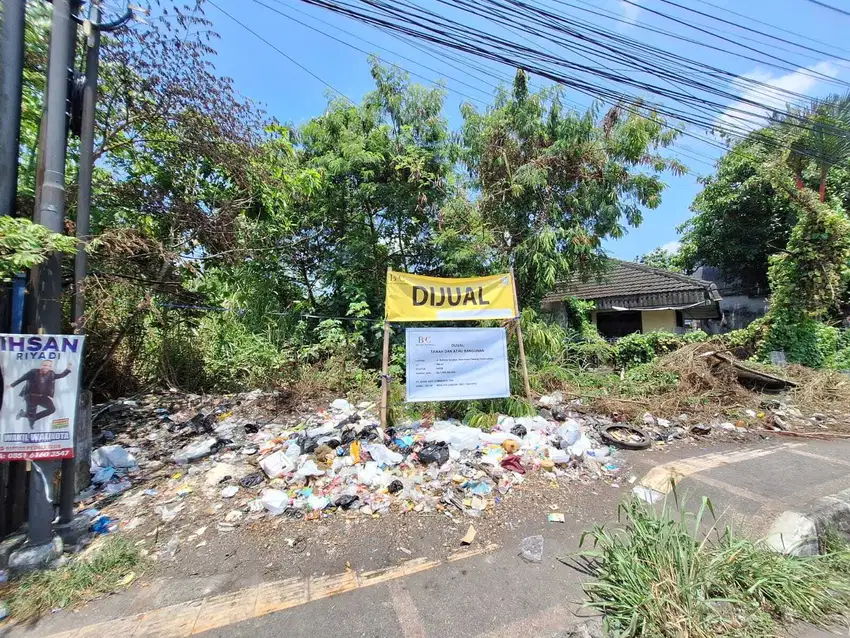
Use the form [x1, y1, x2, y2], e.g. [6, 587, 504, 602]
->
[541, 260, 722, 338]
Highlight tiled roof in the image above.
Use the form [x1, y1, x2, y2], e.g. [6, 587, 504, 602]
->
[541, 259, 721, 311]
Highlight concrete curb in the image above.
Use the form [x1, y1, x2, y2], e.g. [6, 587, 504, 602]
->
[766, 487, 850, 556]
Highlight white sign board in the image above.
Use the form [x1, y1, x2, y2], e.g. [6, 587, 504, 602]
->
[405, 328, 510, 402]
[0, 334, 85, 461]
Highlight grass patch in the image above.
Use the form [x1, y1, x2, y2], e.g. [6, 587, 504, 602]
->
[578, 491, 850, 637]
[2, 537, 143, 623]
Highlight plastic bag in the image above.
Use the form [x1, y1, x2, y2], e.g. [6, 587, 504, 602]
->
[307, 495, 330, 510]
[294, 459, 325, 479]
[425, 422, 480, 451]
[173, 438, 218, 464]
[330, 398, 353, 412]
[419, 442, 449, 465]
[284, 443, 301, 460]
[363, 443, 403, 466]
[494, 415, 515, 432]
[91, 445, 136, 470]
[632, 486, 662, 504]
[557, 423, 581, 447]
[567, 434, 593, 458]
[260, 451, 296, 478]
[92, 466, 116, 485]
[357, 461, 388, 487]
[519, 535, 544, 563]
[261, 489, 290, 515]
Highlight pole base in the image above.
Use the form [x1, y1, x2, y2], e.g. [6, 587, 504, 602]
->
[0, 534, 26, 570]
[54, 513, 91, 549]
[8, 537, 63, 574]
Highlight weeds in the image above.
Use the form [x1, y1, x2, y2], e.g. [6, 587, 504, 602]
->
[578, 492, 850, 637]
[3, 537, 143, 623]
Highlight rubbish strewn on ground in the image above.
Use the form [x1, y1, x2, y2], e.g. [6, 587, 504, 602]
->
[72, 390, 639, 554]
[71, 375, 845, 556]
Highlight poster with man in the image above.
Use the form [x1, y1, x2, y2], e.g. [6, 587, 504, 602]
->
[0, 334, 85, 461]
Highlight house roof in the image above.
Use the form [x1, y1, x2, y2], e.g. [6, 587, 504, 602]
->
[541, 259, 722, 313]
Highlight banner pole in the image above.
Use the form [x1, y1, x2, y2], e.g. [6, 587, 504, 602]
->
[380, 268, 392, 429]
[511, 269, 533, 402]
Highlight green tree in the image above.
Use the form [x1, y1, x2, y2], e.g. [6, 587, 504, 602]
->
[636, 246, 683, 272]
[458, 70, 683, 306]
[771, 93, 850, 201]
[679, 135, 797, 291]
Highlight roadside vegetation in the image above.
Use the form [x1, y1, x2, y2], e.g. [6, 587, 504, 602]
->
[579, 492, 850, 638]
[1, 537, 142, 623]
[6, 1, 850, 426]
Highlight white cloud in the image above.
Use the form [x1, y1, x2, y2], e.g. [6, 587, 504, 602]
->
[660, 241, 681, 254]
[619, 0, 640, 27]
[719, 60, 842, 130]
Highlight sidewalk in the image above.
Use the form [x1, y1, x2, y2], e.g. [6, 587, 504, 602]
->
[7, 436, 850, 638]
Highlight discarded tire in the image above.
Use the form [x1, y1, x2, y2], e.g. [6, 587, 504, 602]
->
[599, 424, 651, 450]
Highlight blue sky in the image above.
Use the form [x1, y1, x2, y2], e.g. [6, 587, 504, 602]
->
[201, 0, 850, 259]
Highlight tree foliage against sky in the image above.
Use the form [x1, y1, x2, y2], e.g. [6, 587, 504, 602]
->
[12, 1, 685, 393]
[679, 94, 850, 293]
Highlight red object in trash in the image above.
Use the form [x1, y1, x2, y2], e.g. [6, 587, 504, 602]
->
[500, 454, 526, 474]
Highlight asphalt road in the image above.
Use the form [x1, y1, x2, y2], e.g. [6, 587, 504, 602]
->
[12, 435, 850, 638]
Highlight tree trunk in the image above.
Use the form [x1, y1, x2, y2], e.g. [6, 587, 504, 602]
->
[819, 165, 828, 202]
[794, 172, 804, 191]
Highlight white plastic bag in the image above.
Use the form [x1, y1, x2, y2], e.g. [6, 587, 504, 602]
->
[425, 422, 480, 451]
[363, 443, 403, 466]
[567, 433, 593, 458]
[173, 438, 217, 464]
[494, 415, 516, 432]
[294, 459, 325, 479]
[91, 445, 136, 470]
[261, 489, 290, 515]
[259, 451, 296, 478]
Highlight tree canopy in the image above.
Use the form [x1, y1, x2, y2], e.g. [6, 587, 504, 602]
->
[12, 1, 685, 395]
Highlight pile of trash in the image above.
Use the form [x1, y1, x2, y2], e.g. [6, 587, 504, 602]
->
[78, 391, 625, 536]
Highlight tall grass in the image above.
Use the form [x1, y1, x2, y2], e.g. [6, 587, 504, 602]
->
[4, 537, 143, 623]
[578, 491, 850, 637]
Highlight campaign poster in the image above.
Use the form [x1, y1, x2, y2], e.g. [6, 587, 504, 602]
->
[406, 328, 510, 402]
[0, 334, 85, 461]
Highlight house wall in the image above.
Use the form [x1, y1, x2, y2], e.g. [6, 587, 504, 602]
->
[701, 295, 768, 334]
[641, 309, 677, 333]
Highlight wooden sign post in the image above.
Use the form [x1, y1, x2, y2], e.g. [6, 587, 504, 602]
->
[511, 268, 533, 403]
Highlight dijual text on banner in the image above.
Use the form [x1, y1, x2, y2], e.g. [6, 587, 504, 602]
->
[385, 272, 517, 322]
[0, 334, 85, 461]
[405, 328, 510, 402]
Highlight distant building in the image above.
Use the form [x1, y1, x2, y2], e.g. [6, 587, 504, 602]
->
[690, 266, 769, 333]
[541, 259, 722, 339]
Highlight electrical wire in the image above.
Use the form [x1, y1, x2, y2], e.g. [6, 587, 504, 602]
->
[653, 0, 850, 64]
[697, 0, 850, 57]
[806, 0, 850, 18]
[293, 0, 850, 166]
[252, 0, 491, 103]
[207, 0, 357, 105]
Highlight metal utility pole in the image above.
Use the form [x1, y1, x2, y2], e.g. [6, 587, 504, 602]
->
[26, 0, 76, 553]
[0, 0, 28, 539]
[71, 4, 100, 333]
[0, 0, 26, 218]
[60, 2, 100, 527]
[58, 1, 132, 530]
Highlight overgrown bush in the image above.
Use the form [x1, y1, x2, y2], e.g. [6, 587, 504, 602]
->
[619, 363, 679, 396]
[613, 330, 708, 368]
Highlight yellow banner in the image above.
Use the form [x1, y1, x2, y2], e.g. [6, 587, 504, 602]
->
[385, 272, 518, 322]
